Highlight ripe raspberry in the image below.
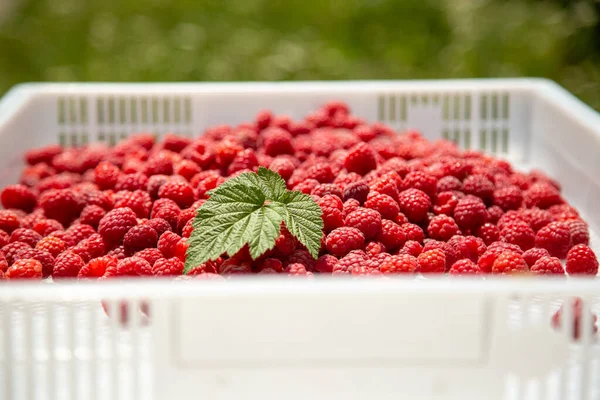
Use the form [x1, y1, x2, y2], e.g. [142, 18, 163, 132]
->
[551, 298, 598, 340]
[146, 174, 170, 199]
[427, 215, 460, 241]
[78, 256, 117, 279]
[313, 254, 337, 273]
[397, 189, 431, 223]
[417, 249, 446, 274]
[399, 224, 423, 244]
[311, 183, 342, 199]
[228, 149, 259, 175]
[65, 224, 95, 245]
[380, 254, 417, 274]
[403, 171, 437, 199]
[9, 228, 42, 247]
[524, 182, 563, 209]
[174, 160, 201, 181]
[365, 241, 386, 256]
[14, 248, 54, 278]
[131, 248, 162, 267]
[53, 251, 85, 278]
[30, 219, 62, 238]
[493, 185, 523, 211]
[433, 191, 459, 216]
[364, 192, 399, 221]
[79, 205, 106, 228]
[286, 263, 311, 276]
[318, 196, 344, 232]
[6, 259, 42, 279]
[0, 230, 9, 248]
[531, 256, 564, 275]
[399, 240, 423, 257]
[173, 238, 189, 262]
[344, 142, 377, 175]
[477, 242, 523, 273]
[522, 247, 550, 268]
[79, 189, 113, 210]
[158, 231, 182, 259]
[422, 240, 458, 270]
[333, 250, 367, 275]
[395, 212, 409, 225]
[152, 257, 185, 276]
[292, 179, 319, 194]
[475, 223, 499, 246]
[369, 173, 400, 202]
[2, 242, 31, 265]
[113, 190, 152, 218]
[39, 189, 81, 225]
[343, 181, 370, 204]
[535, 221, 572, 258]
[492, 252, 528, 275]
[176, 207, 197, 234]
[116, 256, 152, 276]
[25, 144, 62, 165]
[115, 172, 148, 191]
[123, 225, 158, 255]
[79, 233, 106, 259]
[158, 181, 195, 209]
[565, 220, 589, 246]
[1, 184, 37, 212]
[188, 259, 220, 275]
[453, 195, 487, 230]
[376, 220, 406, 251]
[144, 152, 174, 176]
[106, 245, 126, 260]
[463, 174, 495, 204]
[486, 206, 504, 224]
[163, 134, 191, 153]
[304, 162, 335, 184]
[344, 208, 382, 240]
[565, 244, 598, 275]
[93, 162, 120, 190]
[449, 259, 482, 275]
[286, 249, 317, 271]
[261, 128, 293, 157]
[437, 176, 462, 192]
[519, 208, 553, 232]
[144, 218, 172, 237]
[98, 207, 138, 244]
[446, 235, 486, 262]
[36, 236, 66, 258]
[0, 251, 7, 272]
[501, 220, 535, 251]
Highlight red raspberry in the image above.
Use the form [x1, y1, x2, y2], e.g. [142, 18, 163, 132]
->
[9, 228, 42, 247]
[2, 242, 31, 265]
[335, 172, 362, 188]
[397, 189, 431, 223]
[449, 259, 482, 275]
[25, 144, 62, 165]
[262, 128, 294, 156]
[254, 258, 282, 273]
[447, 235, 486, 262]
[286, 249, 317, 271]
[399, 240, 423, 257]
[312, 183, 342, 199]
[36, 236, 66, 258]
[188, 259, 220, 275]
[325, 226, 365, 258]
[163, 133, 191, 153]
[123, 225, 158, 255]
[427, 215, 460, 241]
[268, 158, 295, 182]
[343, 181, 370, 204]
[376, 220, 406, 251]
[341, 199, 360, 219]
[157, 231, 182, 258]
[437, 176, 462, 192]
[462, 174, 495, 204]
[98, 207, 138, 244]
[380, 254, 417, 274]
[344, 208, 382, 240]
[486, 205, 504, 224]
[106, 245, 126, 260]
[551, 298, 598, 340]
[39, 189, 81, 225]
[565, 244, 598, 275]
[399, 224, 423, 244]
[115, 172, 148, 191]
[524, 182, 563, 209]
[79, 205, 106, 228]
[492, 252, 528, 275]
[433, 191, 459, 216]
[0, 230, 9, 247]
[134, 248, 163, 267]
[1, 184, 37, 212]
[344, 142, 377, 175]
[93, 162, 120, 190]
[522, 247, 550, 268]
[6, 259, 42, 279]
[477, 242, 522, 273]
[493, 185, 523, 211]
[417, 249, 446, 274]
[176, 208, 196, 234]
[422, 240, 458, 270]
[519, 208, 553, 232]
[113, 190, 152, 218]
[152, 257, 185, 276]
[369, 173, 400, 202]
[364, 192, 399, 221]
[333, 250, 367, 275]
[116, 256, 152, 276]
[364, 252, 391, 270]
[403, 171, 437, 199]
[565, 220, 589, 246]
[144, 153, 174, 176]
[53, 251, 85, 278]
[531, 256, 564, 275]
[65, 224, 95, 245]
[501, 220, 535, 251]
[313, 254, 337, 273]
[365, 241, 386, 256]
[475, 223, 499, 246]
[145, 218, 172, 237]
[173, 238, 189, 262]
[292, 179, 319, 194]
[174, 160, 201, 181]
[0, 251, 7, 272]
[181, 220, 194, 238]
[304, 162, 335, 184]
[535, 221, 572, 258]
[255, 109, 273, 130]
[80, 233, 106, 259]
[453, 195, 486, 230]
[228, 149, 259, 175]
[14, 248, 54, 278]
[158, 181, 195, 209]
[318, 196, 344, 232]
[146, 175, 169, 199]
[79, 189, 113, 210]
[286, 263, 312, 277]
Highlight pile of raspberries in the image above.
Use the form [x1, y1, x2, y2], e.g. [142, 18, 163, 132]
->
[0, 101, 597, 281]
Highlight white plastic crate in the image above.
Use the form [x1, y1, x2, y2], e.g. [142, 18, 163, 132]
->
[0, 79, 599, 400]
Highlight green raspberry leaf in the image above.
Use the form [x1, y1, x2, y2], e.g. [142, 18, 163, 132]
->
[184, 169, 323, 274]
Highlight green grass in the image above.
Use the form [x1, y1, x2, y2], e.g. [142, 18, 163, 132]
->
[0, 0, 599, 109]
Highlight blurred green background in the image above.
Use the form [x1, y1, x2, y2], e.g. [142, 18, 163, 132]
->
[0, 0, 599, 109]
